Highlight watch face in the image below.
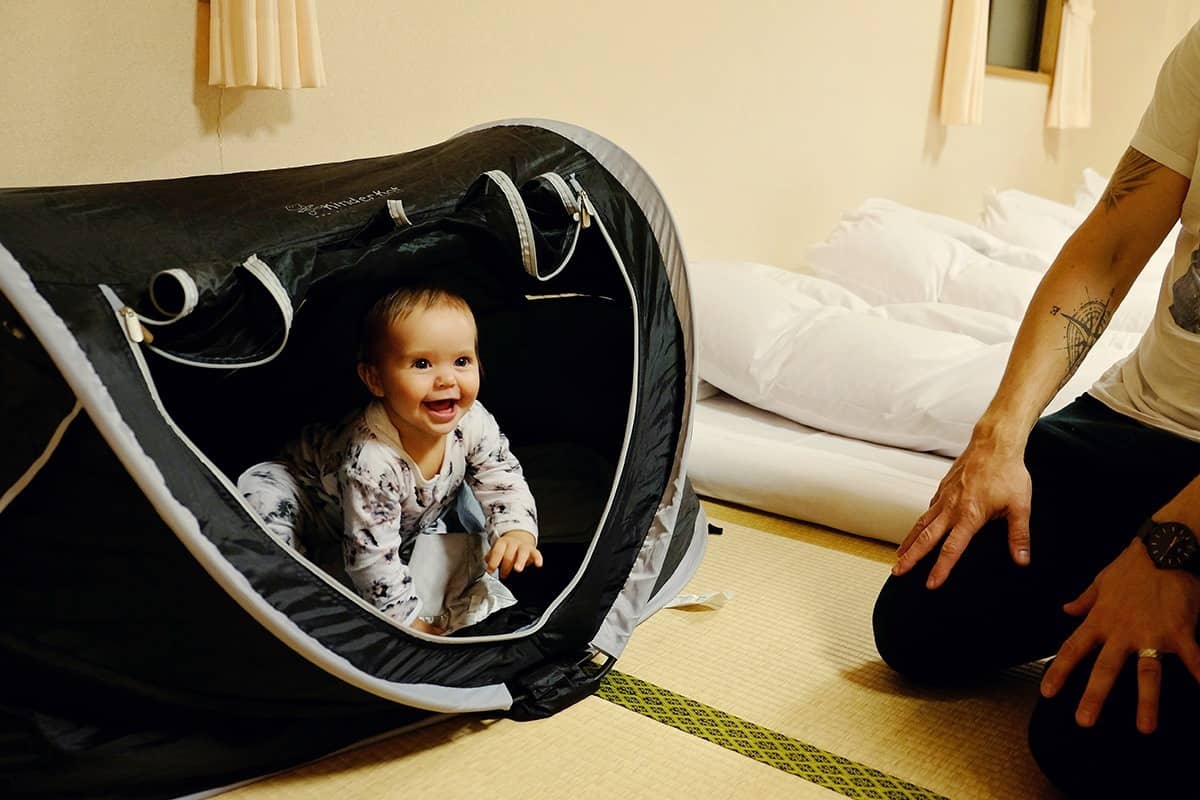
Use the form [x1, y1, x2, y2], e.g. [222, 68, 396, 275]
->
[1145, 523, 1200, 569]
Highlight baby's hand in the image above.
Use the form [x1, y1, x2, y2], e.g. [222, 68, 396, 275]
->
[486, 530, 543, 579]
[410, 618, 446, 636]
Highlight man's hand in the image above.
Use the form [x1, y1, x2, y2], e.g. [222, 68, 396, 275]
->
[893, 432, 1032, 589]
[1040, 539, 1200, 733]
[486, 529, 543, 579]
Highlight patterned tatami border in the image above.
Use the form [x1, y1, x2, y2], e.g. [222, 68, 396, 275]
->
[597, 670, 946, 800]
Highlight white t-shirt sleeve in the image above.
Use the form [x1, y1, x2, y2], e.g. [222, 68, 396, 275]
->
[339, 439, 422, 625]
[1131, 22, 1200, 178]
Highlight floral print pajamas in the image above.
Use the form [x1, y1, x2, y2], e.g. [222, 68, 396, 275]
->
[238, 401, 538, 631]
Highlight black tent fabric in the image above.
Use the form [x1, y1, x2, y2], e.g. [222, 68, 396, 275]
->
[0, 121, 704, 798]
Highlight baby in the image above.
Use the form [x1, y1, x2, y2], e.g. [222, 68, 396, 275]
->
[238, 285, 542, 635]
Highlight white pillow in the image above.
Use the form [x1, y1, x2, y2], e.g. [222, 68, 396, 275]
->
[872, 302, 1019, 345]
[985, 187, 1086, 227]
[689, 261, 867, 404]
[804, 214, 969, 305]
[980, 188, 1086, 260]
[756, 310, 1136, 458]
[803, 212, 1043, 319]
[853, 198, 1048, 272]
[763, 314, 998, 456]
[978, 183, 1171, 335]
[690, 259, 1141, 458]
[941, 258, 1041, 321]
[989, 180, 1181, 287]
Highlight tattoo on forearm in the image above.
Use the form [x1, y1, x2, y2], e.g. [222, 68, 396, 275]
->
[1100, 148, 1161, 212]
[1049, 289, 1114, 390]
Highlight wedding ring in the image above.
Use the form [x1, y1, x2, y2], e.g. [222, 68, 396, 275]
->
[1137, 648, 1161, 660]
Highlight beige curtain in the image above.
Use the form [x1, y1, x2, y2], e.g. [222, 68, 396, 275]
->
[1045, 0, 1095, 129]
[940, 0, 988, 125]
[209, 0, 327, 89]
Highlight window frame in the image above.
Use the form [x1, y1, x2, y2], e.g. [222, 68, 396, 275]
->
[985, 0, 1064, 84]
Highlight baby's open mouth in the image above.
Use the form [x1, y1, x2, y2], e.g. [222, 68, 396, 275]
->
[424, 399, 457, 415]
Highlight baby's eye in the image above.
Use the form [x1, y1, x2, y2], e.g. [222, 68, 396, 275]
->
[455, 356, 473, 368]
[412, 358, 431, 369]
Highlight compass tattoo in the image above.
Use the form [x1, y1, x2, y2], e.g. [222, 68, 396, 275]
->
[1049, 288, 1114, 389]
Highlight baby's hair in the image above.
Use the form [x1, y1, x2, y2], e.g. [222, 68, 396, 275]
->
[359, 285, 476, 365]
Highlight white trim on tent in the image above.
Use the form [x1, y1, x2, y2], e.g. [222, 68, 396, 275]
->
[483, 170, 538, 279]
[523, 292, 606, 301]
[141, 254, 295, 370]
[87, 170, 638, 651]
[638, 505, 710, 623]
[517, 180, 642, 631]
[102, 281, 583, 651]
[0, 126, 692, 706]
[149, 268, 200, 320]
[0, 246, 513, 713]
[95, 172, 640, 648]
[534, 171, 580, 217]
[387, 198, 412, 227]
[461, 120, 702, 653]
[464, 120, 693, 369]
[537, 119, 698, 646]
[592, 493, 683, 657]
[527, 172, 584, 283]
[595, 501, 709, 655]
[0, 398, 82, 515]
[101, 286, 452, 637]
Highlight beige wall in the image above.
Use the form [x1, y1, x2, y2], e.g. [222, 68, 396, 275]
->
[1, 1, 1196, 266]
[1061, 0, 1200, 186]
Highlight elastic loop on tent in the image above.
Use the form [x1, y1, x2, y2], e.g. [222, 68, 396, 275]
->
[142, 268, 200, 325]
[534, 172, 580, 217]
[387, 199, 412, 227]
[531, 223, 582, 283]
[483, 170, 538, 280]
[140, 255, 295, 369]
[525, 172, 585, 283]
[239, 254, 294, 334]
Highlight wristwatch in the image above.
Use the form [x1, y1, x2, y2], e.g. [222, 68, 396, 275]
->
[1136, 518, 1200, 576]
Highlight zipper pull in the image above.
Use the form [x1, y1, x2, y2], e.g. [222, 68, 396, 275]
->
[119, 307, 146, 344]
[567, 175, 593, 229]
[578, 193, 592, 229]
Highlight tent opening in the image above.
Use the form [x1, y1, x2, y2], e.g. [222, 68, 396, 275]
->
[136, 210, 636, 637]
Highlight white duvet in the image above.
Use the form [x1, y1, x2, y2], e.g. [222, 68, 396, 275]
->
[693, 180, 1176, 458]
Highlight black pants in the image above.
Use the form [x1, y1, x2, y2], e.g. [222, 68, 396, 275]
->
[872, 395, 1200, 797]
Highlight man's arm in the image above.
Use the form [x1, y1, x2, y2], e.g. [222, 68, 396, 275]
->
[977, 148, 1188, 443]
[895, 149, 1189, 585]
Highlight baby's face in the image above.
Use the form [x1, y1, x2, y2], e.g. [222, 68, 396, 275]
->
[363, 304, 480, 448]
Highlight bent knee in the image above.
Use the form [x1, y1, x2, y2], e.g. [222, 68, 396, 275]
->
[871, 575, 954, 683]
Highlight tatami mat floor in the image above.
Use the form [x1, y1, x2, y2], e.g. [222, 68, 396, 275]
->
[221, 500, 1059, 800]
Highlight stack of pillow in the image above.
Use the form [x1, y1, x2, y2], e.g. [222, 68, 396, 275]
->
[693, 172, 1170, 458]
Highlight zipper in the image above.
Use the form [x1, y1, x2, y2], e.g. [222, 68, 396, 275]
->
[119, 306, 146, 343]
[97, 176, 639, 646]
[117, 254, 296, 369]
[484, 170, 538, 280]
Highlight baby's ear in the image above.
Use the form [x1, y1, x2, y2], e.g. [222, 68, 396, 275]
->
[357, 362, 385, 398]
